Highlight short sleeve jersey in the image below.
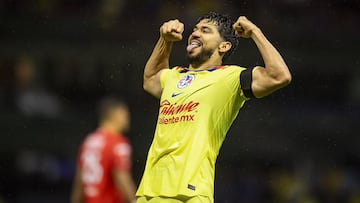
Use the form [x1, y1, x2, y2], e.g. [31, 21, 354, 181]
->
[78, 130, 132, 203]
[137, 66, 251, 199]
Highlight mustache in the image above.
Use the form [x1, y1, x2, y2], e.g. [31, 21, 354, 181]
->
[188, 36, 202, 43]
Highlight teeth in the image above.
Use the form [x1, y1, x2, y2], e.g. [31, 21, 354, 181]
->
[190, 41, 200, 46]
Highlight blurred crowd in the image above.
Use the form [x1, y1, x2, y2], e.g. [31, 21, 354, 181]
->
[1, 0, 359, 40]
[0, 52, 127, 117]
[216, 159, 360, 203]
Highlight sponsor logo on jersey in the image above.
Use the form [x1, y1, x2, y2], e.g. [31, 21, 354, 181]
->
[177, 74, 195, 89]
[158, 99, 199, 124]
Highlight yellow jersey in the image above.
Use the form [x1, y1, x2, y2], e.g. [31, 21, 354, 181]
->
[137, 65, 251, 200]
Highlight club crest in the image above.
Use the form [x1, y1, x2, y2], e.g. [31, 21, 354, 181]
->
[177, 74, 195, 89]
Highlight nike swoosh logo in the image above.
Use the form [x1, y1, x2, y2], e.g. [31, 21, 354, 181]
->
[171, 92, 183, 98]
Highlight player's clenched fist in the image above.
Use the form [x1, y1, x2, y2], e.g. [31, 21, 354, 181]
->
[160, 19, 184, 42]
[233, 16, 260, 38]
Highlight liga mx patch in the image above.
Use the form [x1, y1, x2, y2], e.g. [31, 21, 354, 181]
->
[187, 184, 196, 191]
[177, 74, 195, 89]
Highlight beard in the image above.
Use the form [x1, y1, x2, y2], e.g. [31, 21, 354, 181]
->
[186, 47, 215, 68]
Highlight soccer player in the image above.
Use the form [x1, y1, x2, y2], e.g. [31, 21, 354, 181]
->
[71, 98, 136, 203]
[136, 12, 292, 203]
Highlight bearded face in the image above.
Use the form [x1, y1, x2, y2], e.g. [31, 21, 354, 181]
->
[186, 20, 224, 68]
[186, 43, 216, 67]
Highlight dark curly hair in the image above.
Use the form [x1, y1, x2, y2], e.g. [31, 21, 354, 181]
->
[197, 12, 239, 61]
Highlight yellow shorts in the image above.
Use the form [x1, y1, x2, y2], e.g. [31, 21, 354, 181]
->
[137, 195, 212, 203]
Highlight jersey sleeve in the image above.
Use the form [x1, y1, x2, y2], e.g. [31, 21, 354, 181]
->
[222, 66, 247, 99]
[239, 66, 262, 99]
[159, 68, 172, 90]
[112, 140, 132, 172]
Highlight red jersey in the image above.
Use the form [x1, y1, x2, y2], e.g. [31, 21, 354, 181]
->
[77, 129, 132, 203]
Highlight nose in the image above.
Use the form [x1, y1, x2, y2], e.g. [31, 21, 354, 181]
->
[190, 30, 201, 38]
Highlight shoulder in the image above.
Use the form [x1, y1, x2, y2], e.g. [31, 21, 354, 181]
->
[113, 136, 132, 156]
[221, 65, 247, 72]
[214, 65, 247, 77]
[167, 66, 188, 74]
[160, 66, 187, 87]
[160, 66, 184, 78]
[83, 132, 105, 147]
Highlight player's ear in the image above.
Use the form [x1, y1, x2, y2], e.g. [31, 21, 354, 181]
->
[218, 41, 232, 54]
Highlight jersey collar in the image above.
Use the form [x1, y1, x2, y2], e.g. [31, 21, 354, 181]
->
[177, 66, 225, 73]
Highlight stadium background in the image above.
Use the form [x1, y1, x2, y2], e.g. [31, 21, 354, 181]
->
[0, 0, 359, 202]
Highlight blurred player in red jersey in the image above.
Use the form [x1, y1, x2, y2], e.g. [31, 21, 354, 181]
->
[71, 97, 136, 203]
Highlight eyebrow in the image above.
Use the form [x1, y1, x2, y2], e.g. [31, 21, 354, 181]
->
[194, 25, 213, 31]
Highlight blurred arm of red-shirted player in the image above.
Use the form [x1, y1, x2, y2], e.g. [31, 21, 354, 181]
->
[113, 141, 136, 203]
[70, 167, 83, 203]
[113, 169, 136, 203]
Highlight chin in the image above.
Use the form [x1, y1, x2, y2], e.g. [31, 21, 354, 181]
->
[186, 47, 214, 66]
[186, 54, 196, 61]
[186, 54, 198, 64]
[186, 50, 201, 60]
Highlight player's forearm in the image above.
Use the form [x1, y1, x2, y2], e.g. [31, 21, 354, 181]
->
[143, 37, 172, 81]
[114, 171, 137, 203]
[70, 193, 83, 203]
[122, 178, 136, 203]
[251, 29, 292, 84]
[70, 170, 83, 203]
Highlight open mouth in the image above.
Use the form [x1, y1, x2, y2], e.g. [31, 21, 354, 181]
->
[187, 40, 202, 52]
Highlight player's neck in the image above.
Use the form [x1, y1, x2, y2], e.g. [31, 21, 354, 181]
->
[189, 57, 222, 71]
[99, 123, 120, 136]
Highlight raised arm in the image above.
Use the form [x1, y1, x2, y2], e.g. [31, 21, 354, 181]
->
[233, 16, 292, 98]
[143, 19, 184, 98]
